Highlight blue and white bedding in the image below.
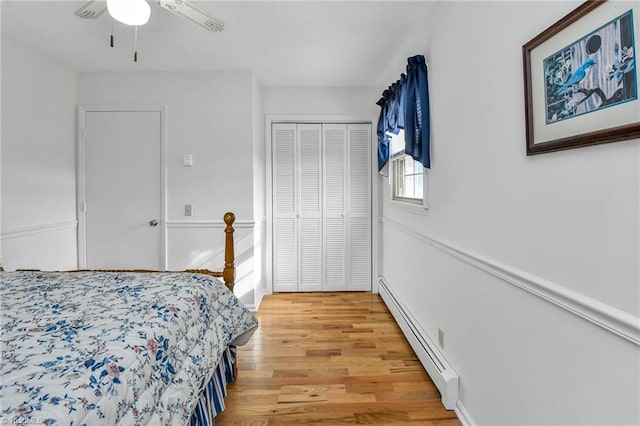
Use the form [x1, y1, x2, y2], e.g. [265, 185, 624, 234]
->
[189, 345, 236, 426]
[0, 271, 258, 425]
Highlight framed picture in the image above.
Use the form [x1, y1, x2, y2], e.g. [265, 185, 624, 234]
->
[523, 0, 639, 155]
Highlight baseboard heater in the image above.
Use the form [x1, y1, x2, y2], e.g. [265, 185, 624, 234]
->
[377, 277, 459, 410]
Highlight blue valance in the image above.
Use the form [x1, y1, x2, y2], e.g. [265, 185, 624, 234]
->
[376, 54, 431, 171]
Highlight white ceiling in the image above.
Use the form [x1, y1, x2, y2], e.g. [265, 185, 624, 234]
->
[1, 0, 437, 87]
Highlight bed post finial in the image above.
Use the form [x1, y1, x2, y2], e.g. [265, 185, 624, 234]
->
[223, 212, 235, 291]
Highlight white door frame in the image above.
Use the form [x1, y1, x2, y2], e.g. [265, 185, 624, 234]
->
[265, 114, 376, 294]
[76, 105, 168, 269]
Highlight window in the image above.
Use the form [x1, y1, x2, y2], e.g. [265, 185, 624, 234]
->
[389, 130, 426, 206]
[393, 155, 423, 204]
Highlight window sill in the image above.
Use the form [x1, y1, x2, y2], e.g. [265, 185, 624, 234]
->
[389, 199, 429, 215]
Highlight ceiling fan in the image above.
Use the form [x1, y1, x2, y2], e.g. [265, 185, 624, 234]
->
[74, 0, 225, 61]
[74, 0, 225, 33]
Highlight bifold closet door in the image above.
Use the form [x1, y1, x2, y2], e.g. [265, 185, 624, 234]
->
[297, 124, 323, 291]
[272, 123, 322, 292]
[272, 122, 371, 292]
[322, 123, 371, 291]
[272, 123, 298, 292]
[347, 124, 371, 291]
[322, 124, 347, 291]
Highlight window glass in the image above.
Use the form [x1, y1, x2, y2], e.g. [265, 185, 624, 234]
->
[390, 130, 424, 205]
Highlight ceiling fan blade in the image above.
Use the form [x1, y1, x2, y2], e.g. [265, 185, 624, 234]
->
[157, 0, 225, 33]
[74, 0, 107, 20]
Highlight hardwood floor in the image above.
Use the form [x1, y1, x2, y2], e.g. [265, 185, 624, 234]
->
[216, 292, 461, 425]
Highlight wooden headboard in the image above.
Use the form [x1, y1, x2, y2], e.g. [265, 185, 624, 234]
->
[7, 212, 237, 293]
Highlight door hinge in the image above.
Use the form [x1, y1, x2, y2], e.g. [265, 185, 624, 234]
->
[81, 202, 87, 212]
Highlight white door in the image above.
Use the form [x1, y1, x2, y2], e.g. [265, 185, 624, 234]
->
[82, 110, 162, 269]
[347, 124, 371, 291]
[322, 123, 371, 291]
[297, 124, 322, 291]
[271, 121, 371, 292]
[272, 123, 323, 292]
[272, 123, 298, 292]
[323, 124, 347, 291]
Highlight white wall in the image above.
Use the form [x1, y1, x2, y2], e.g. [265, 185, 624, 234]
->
[0, 2, 3, 267]
[379, 1, 640, 424]
[1, 37, 78, 270]
[77, 71, 258, 305]
[253, 78, 267, 305]
[263, 86, 379, 118]
[77, 71, 254, 220]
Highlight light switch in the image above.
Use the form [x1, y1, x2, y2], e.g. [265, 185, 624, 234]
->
[184, 204, 192, 216]
[183, 154, 193, 167]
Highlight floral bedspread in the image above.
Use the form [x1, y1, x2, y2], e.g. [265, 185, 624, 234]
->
[0, 271, 258, 425]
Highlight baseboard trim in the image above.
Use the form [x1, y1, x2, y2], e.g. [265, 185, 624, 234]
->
[254, 287, 266, 312]
[381, 217, 640, 346]
[1, 220, 78, 240]
[243, 303, 257, 312]
[454, 400, 476, 426]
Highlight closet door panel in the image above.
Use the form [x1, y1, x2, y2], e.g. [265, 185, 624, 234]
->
[297, 124, 323, 290]
[323, 217, 346, 290]
[272, 123, 298, 292]
[348, 124, 371, 216]
[273, 124, 296, 216]
[347, 216, 370, 290]
[274, 217, 297, 291]
[298, 124, 322, 215]
[298, 217, 322, 291]
[347, 124, 372, 291]
[322, 124, 347, 290]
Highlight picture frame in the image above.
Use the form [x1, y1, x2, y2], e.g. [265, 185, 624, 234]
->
[523, 0, 639, 155]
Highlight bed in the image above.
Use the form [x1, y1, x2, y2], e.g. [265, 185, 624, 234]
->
[0, 212, 258, 425]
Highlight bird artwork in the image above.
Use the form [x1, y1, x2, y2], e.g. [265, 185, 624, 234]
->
[607, 46, 635, 85]
[555, 58, 597, 95]
[543, 9, 636, 125]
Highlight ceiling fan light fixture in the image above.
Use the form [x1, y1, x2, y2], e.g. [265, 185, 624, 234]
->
[158, 0, 225, 33]
[106, 0, 151, 26]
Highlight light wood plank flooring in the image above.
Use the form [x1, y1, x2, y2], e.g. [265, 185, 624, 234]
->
[216, 292, 461, 425]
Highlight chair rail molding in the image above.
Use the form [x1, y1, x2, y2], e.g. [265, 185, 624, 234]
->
[165, 219, 255, 229]
[1, 220, 78, 240]
[381, 216, 640, 346]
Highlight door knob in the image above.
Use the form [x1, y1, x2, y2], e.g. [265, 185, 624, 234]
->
[149, 219, 159, 227]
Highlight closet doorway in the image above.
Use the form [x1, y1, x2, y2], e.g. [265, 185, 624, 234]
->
[77, 107, 165, 270]
[269, 121, 372, 292]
